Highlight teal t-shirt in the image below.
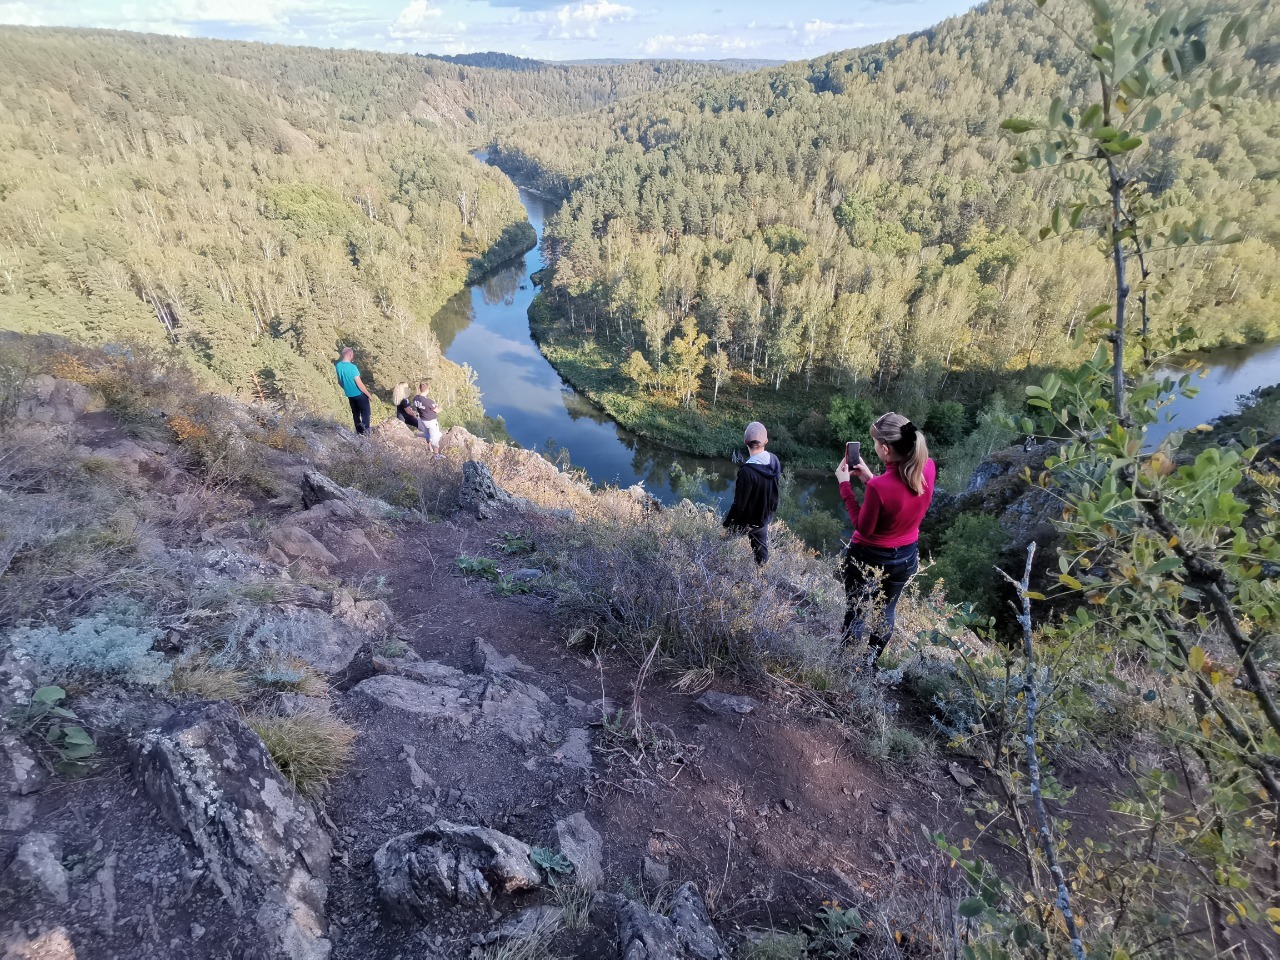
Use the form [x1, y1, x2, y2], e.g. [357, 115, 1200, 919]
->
[335, 360, 362, 398]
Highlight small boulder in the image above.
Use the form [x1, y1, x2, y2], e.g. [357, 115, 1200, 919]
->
[300, 471, 395, 521]
[1, 733, 46, 796]
[696, 692, 758, 716]
[555, 813, 604, 890]
[374, 821, 542, 916]
[472, 638, 533, 675]
[2, 832, 68, 906]
[270, 525, 338, 566]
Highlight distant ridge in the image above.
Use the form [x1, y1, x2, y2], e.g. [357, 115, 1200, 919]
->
[559, 57, 785, 71]
[422, 51, 547, 72]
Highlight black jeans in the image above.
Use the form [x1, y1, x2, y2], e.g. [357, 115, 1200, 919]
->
[348, 394, 371, 435]
[746, 525, 770, 566]
[842, 541, 918, 659]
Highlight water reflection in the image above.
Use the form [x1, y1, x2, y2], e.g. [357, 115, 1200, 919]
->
[1147, 340, 1280, 447]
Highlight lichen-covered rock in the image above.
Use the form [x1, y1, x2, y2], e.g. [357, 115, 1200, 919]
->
[300, 470, 395, 521]
[615, 884, 727, 960]
[374, 820, 542, 917]
[555, 812, 604, 890]
[0, 733, 46, 796]
[354, 662, 547, 744]
[130, 701, 332, 960]
[1, 832, 68, 906]
[460, 460, 518, 519]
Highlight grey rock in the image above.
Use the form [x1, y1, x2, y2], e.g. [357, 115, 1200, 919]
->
[552, 727, 593, 772]
[695, 692, 758, 716]
[669, 883, 729, 959]
[641, 856, 669, 887]
[374, 821, 542, 916]
[3, 832, 69, 905]
[353, 674, 474, 724]
[1, 733, 46, 796]
[353, 666, 547, 744]
[509, 568, 543, 583]
[472, 639, 533, 675]
[269, 525, 337, 566]
[300, 470, 395, 521]
[16, 375, 98, 424]
[614, 883, 727, 960]
[460, 461, 517, 519]
[130, 701, 332, 960]
[555, 812, 604, 890]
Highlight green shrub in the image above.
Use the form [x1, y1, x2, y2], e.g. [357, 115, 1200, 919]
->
[827, 395, 873, 447]
[921, 514, 1009, 619]
[924, 400, 969, 446]
[7, 615, 170, 686]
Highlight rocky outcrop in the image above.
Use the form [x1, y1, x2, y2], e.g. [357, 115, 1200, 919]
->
[16, 375, 100, 424]
[696, 692, 758, 716]
[300, 470, 396, 521]
[374, 821, 543, 916]
[356, 654, 547, 744]
[130, 701, 332, 960]
[460, 460, 519, 519]
[613, 883, 728, 960]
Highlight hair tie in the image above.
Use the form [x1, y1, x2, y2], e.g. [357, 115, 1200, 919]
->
[901, 420, 917, 441]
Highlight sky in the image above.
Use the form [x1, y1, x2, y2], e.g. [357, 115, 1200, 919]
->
[0, 0, 979, 62]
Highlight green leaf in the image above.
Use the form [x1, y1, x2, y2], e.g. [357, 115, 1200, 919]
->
[958, 897, 987, 919]
[61, 726, 94, 746]
[32, 686, 66, 704]
[1142, 106, 1162, 132]
[1000, 117, 1037, 133]
[1187, 646, 1206, 673]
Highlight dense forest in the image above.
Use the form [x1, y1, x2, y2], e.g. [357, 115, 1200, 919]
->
[0, 28, 733, 421]
[493, 0, 1280, 463]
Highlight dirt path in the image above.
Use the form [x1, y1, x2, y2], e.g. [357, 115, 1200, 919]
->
[324, 509, 968, 957]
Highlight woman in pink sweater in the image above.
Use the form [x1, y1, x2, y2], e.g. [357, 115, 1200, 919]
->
[834, 412, 936, 663]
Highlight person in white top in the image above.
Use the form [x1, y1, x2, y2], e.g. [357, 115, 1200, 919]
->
[411, 381, 443, 456]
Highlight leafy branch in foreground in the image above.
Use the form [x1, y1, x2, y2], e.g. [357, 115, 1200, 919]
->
[942, 0, 1278, 956]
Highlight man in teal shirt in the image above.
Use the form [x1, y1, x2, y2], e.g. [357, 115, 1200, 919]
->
[335, 347, 371, 435]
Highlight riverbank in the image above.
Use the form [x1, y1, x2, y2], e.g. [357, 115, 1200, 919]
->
[528, 295, 862, 469]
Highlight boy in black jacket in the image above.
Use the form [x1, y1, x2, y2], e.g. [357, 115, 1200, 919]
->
[723, 421, 781, 566]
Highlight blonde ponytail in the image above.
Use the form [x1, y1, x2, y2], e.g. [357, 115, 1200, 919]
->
[392, 382, 410, 406]
[872, 412, 930, 495]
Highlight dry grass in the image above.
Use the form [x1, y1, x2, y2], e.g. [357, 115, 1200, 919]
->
[169, 658, 248, 701]
[246, 705, 357, 795]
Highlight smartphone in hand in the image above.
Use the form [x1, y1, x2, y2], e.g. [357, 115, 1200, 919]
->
[845, 441, 860, 467]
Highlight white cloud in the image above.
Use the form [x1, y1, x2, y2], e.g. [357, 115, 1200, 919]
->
[516, 0, 632, 40]
[389, 0, 444, 40]
[123, 0, 305, 28]
[640, 32, 754, 55]
[799, 18, 873, 44]
[0, 2, 46, 26]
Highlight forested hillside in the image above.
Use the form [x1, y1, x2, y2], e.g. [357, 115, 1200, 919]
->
[493, 0, 1280, 460]
[0, 28, 731, 419]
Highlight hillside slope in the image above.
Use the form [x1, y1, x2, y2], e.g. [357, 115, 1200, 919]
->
[0, 28, 734, 421]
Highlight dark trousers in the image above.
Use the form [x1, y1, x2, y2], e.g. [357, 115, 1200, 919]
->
[747, 525, 770, 566]
[348, 394, 371, 435]
[842, 541, 918, 659]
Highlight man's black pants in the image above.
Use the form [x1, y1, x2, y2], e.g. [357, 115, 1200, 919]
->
[348, 394, 371, 435]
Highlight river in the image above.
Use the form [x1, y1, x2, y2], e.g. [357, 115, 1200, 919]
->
[432, 181, 1280, 526]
